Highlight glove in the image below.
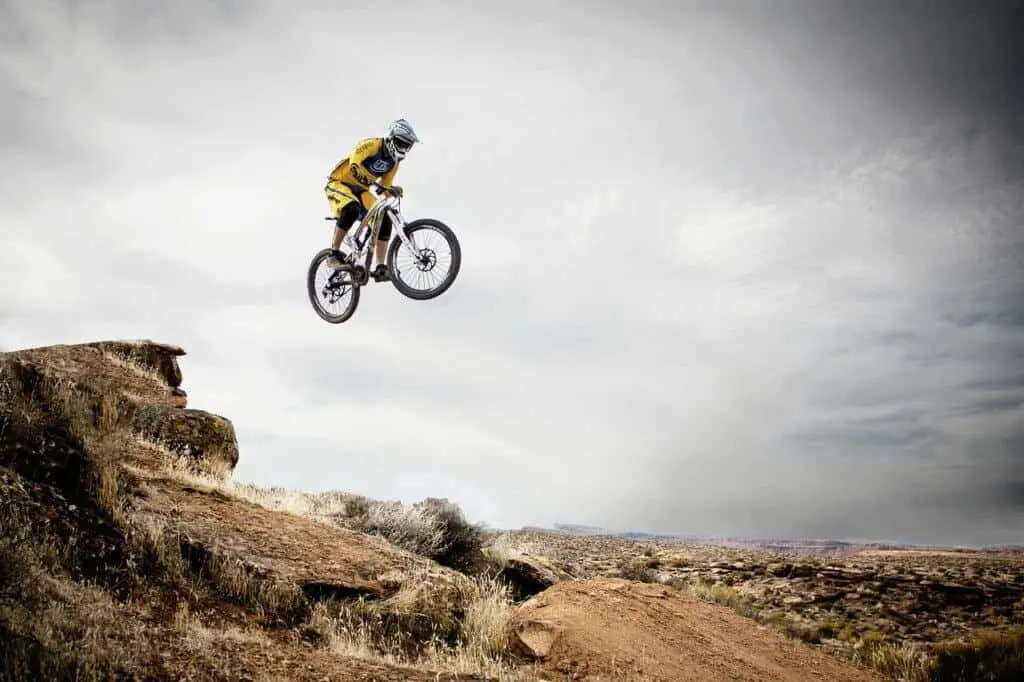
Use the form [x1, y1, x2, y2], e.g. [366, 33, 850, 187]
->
[387, 185, 404, 198]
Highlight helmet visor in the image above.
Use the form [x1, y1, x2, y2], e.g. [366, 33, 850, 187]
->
[392, 136, 414, 153]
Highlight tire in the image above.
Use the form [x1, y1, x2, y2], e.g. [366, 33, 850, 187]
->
[387, 219, 462, 301]
[307, 248, 360, 324]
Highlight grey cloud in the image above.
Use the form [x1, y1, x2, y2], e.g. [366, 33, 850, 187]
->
[962, 375, 1024, 394]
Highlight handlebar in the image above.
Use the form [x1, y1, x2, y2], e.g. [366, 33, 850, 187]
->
[371, 182, 402, 198]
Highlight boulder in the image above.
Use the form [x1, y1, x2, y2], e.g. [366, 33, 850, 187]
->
[132, 404, 238, 476]
[483, 545, 574, 601]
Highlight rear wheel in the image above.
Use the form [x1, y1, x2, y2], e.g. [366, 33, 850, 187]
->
[387, 219, 461, 300]
[307, 249, 360, 323]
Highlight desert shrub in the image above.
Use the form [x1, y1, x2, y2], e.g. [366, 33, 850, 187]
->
[617, 557, 659, 583]
[341, 498, 447, 559]
[329, 496, 486, 573]
[412, 497, 487, 574]
[688, 577, 758, 617]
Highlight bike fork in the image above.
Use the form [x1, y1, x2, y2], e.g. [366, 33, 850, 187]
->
[390, 212, 419, 260]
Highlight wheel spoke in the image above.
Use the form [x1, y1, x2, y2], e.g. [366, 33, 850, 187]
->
[308, 254, 359, 322]
[387, 222, 460, 301]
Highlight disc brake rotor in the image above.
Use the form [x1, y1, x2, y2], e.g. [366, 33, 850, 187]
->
[415, 248, 437, 272]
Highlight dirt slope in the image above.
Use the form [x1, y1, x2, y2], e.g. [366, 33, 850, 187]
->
[513, 578, 888, 681]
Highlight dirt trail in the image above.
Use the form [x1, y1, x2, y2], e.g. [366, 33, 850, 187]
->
[513, 578, 888, 682]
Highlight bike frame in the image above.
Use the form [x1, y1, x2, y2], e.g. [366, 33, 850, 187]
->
[344, 185, 419, 268]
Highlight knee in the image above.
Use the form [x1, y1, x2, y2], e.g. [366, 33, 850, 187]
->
[336, 202, 359, 230]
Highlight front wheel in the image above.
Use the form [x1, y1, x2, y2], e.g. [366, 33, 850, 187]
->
[387, 219, 461, 300]
[307, 248, 360, 323]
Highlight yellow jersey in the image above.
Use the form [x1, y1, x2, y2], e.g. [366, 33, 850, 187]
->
[326, 137, 399, 193]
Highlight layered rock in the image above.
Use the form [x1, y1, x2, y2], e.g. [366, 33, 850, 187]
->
[3, 340, 237, 477]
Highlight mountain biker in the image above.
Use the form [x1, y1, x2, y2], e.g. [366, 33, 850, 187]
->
[323, 118, 420, 281]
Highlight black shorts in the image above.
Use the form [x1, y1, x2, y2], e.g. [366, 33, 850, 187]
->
[336, 197, 392, 241]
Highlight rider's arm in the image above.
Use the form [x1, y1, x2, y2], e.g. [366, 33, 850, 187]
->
[346, 138, 377, 187]
[379, 163, 398, 191]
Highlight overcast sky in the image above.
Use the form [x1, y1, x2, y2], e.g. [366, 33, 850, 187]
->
[2, 0, 1022, 547]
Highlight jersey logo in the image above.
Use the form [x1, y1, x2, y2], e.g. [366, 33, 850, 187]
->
[367, 157, 394, 175]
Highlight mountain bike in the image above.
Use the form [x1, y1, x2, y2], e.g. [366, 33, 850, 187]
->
[306, 183, 461, 324]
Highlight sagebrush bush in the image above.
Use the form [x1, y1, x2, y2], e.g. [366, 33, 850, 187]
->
[413, 497, 487, 573]
[617, 557, 658, 583]
[341, 498, 447, 559]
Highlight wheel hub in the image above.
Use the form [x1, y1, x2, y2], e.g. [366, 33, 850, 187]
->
[415, 248, 437, 272]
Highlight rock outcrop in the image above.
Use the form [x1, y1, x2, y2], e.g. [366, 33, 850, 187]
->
[4, 340, 238, 476]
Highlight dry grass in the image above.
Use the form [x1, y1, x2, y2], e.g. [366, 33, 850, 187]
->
[0, 576, 145, 681]
[436, 574, 518, 673]
[199, 550, 308, 623]
[686, 577, 759, 618]
[172, 602, 271, 650]
[0, 487, 153, 680]
[125, 513, 192, 589]
[305, 572, 525, 679]
[97, 350, 168, 387]
[930, 626, 1024, 681]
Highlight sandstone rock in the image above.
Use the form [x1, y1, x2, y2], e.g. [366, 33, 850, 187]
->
[512, 618, 562, 659]
[85, 340, 185, 388]
[483, 546, 575, 601]
[132, 404, 238, 475]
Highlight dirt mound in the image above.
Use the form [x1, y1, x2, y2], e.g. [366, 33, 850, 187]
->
[512, 578, 887, 681]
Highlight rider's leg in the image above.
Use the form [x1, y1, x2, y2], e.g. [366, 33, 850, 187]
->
[371, 213, 393, 281]
[327, 201, 360, 270]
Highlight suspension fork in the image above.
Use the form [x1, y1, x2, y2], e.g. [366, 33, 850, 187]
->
[388, 207, 420, 258]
